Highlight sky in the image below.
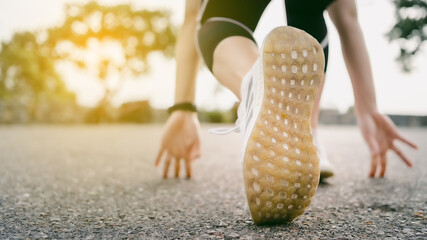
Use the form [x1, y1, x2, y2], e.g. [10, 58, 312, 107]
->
[0, 0, 426, 115]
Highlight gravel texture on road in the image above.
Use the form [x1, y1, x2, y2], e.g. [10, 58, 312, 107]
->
[0, 125, 426, 239]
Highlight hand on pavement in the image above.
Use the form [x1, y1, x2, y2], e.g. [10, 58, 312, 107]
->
[155, 111, 201, 179]
[358, 111, 418, 177]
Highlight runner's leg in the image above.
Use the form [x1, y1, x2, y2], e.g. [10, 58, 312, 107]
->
[197, 0, 271, 100]
[285, 0, 335, 128]
[212, 37, 258, 100]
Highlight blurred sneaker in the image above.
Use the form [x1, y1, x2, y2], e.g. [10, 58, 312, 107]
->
[211, 26, 325, 224]
[312, 130, 334, 180]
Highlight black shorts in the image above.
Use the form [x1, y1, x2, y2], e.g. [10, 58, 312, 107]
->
[197, 0, 335, 72]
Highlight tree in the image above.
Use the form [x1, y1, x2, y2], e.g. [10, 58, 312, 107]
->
[388, 0, 427, 71]
[0, 1, 177, 123]
[0, 32, 77, 122]
[46, 1, 176, 122]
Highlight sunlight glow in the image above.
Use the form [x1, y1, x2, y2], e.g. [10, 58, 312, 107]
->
[0, 0, 425, 115]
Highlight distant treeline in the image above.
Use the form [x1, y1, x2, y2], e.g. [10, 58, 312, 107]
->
[1, 100, 426, 127]
[0, 100, 237, 124]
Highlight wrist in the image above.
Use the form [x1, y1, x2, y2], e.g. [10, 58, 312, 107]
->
[169, 110, 198, 124]
[355, 104, 379, 118]
[170, 110, 197, 117]
[356, 110, 380, 124]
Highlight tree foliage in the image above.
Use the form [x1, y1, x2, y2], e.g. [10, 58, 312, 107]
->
[388, 0, 427, 71]
[48, 1, 176, 100]
[0, 32, 77, 122]
[0, 1, 176, 123]
[48, 1, 176, 122]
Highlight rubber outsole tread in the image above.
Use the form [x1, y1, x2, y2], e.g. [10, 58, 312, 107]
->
[243, 26, 325, 225]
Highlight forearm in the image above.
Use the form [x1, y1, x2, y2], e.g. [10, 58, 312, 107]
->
[174, 19, 201, 104]
[338, 20, 378, 116]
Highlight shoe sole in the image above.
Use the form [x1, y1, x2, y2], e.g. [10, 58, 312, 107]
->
[242, 26, 324, 225]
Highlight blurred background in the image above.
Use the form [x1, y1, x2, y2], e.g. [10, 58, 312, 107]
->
[0, 0, 425, 125]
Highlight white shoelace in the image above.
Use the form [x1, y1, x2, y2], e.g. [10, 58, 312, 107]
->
[208, 93, 248, 135]
[208, 119, 241, 135]
[207, 59, 259, 136]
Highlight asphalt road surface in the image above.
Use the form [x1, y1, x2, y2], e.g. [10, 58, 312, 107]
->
[0, 125, 426, 239]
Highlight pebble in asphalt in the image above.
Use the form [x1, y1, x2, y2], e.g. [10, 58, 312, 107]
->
[0, 125, 426, 239]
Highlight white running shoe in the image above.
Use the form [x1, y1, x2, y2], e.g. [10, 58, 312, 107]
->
[312, 130, 334, 179]
[210, 26, 324, 225]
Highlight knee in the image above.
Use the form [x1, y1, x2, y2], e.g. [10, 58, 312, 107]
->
[212, 37, 258, 82]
